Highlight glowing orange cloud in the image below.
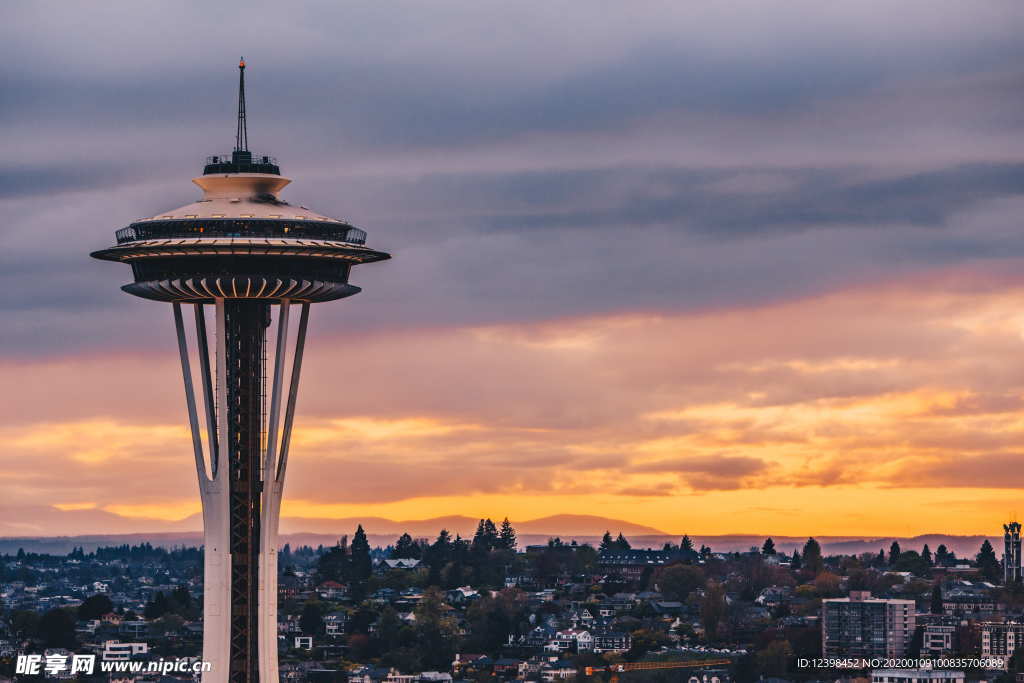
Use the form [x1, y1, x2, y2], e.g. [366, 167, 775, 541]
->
[4, 267, 1024, 536]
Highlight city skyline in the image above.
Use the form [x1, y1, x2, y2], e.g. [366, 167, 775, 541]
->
[5, 2, 1024, 539]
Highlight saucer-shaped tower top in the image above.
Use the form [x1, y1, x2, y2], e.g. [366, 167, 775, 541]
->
[91, 59, 389, 303]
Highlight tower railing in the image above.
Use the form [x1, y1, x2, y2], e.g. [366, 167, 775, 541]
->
[115, 219, 367, 245]
[206, 153, 278, 166]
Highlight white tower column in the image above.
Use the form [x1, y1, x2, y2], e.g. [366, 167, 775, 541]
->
[174, 300, 309, 682]
[173, 301, 231, 680]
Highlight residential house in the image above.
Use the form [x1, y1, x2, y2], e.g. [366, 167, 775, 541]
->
[540, 659, 578, 681]
[599, 549, 698, 581]
[316, 580, 347, 601]
[451, 653, 492, 676]
[493, 658, 526, 677]
[446, 587, 479, 605]
[323, 610, 348, 638]
[382, 559, 421, 570]
[549, 628, 593, 653]
[593, 630, 631, 653]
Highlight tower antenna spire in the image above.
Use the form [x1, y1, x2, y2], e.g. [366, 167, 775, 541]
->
[235, 57, 248, 152]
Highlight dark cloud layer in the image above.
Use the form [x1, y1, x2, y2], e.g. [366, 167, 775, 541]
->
[3, 2, 1024, 357]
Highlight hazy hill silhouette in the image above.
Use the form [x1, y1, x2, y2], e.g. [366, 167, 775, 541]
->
[0, 511, 999, 559]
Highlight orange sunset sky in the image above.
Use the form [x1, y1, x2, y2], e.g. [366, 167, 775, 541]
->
[5, 3, 1024, 538]
[7, 267, 1024, 537]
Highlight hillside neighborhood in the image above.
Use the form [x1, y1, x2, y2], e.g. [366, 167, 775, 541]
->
[2, 520, 1023, 682]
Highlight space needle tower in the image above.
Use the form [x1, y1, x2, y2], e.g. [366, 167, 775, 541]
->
[91, 60, 390, 682]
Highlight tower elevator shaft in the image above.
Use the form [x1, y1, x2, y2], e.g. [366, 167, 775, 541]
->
[224, 301, 269, 682]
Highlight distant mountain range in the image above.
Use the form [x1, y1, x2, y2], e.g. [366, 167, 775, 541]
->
[0, 512, 999, 559]
[279, 514, 667, 537]
[0, 507, 665, 538]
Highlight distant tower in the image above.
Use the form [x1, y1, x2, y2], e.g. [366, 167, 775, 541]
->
[91, 60, 390, 682]
[1004, 521, 1021, 583]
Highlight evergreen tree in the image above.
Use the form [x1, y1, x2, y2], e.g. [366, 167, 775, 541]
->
[681, 534, 694, 552]
[432, 529, 452, 554]
[376, 606, 403, 653]
[889, 541, 902, 566]
[299, 601, 326, 636]
[762, 538, 776, 556]
[317, 536, 350, 583]
[791, 550, 802, 570]
[701, 581, 727, 642]
[977, 540, 1000, 582]
[350, 525, 372, 582]
[144, 592, 169, 620]
[483, 518, 498, 544]
[659, 564, 705, 602]
[414, 587, 458, 670]
[935, 544, 950, 566]
[38, 609, 76, 649]
[892, 550, 929, 577]
[171, 585, 194, 615]
[425, 529, 453, 586]
[615, 533, 632, 550]
[394, 533, 419, 559]
[497, 518, 517, 550]
[802, 538, 823, 574]
[78, 594, 113, 620]
[472, 519, 499, 552]
[599, 531, 615, 552]
[922, 544, 933, 566]
[472, 519, 486, 545]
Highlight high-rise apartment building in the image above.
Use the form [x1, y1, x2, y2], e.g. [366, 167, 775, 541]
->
[980, 621, 1024, 670]
[822, 591, 916, 658]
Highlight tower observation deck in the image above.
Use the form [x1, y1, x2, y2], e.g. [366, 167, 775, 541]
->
[91, 60, 390, 683]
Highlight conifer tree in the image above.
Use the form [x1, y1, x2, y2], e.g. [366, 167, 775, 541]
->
[889, 541, 902, 566]
[977, 540, 1000, 582]
[350, 525, 372, 582]
[498, 518, 517, 550]
[802, 538, 822, 574]
[394, 533, 419, 559]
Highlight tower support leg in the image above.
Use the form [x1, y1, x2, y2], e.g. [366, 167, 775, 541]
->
[259, 303, 309, 682]
[175, 300, 306, 683]
[173, 301, 231, 682]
